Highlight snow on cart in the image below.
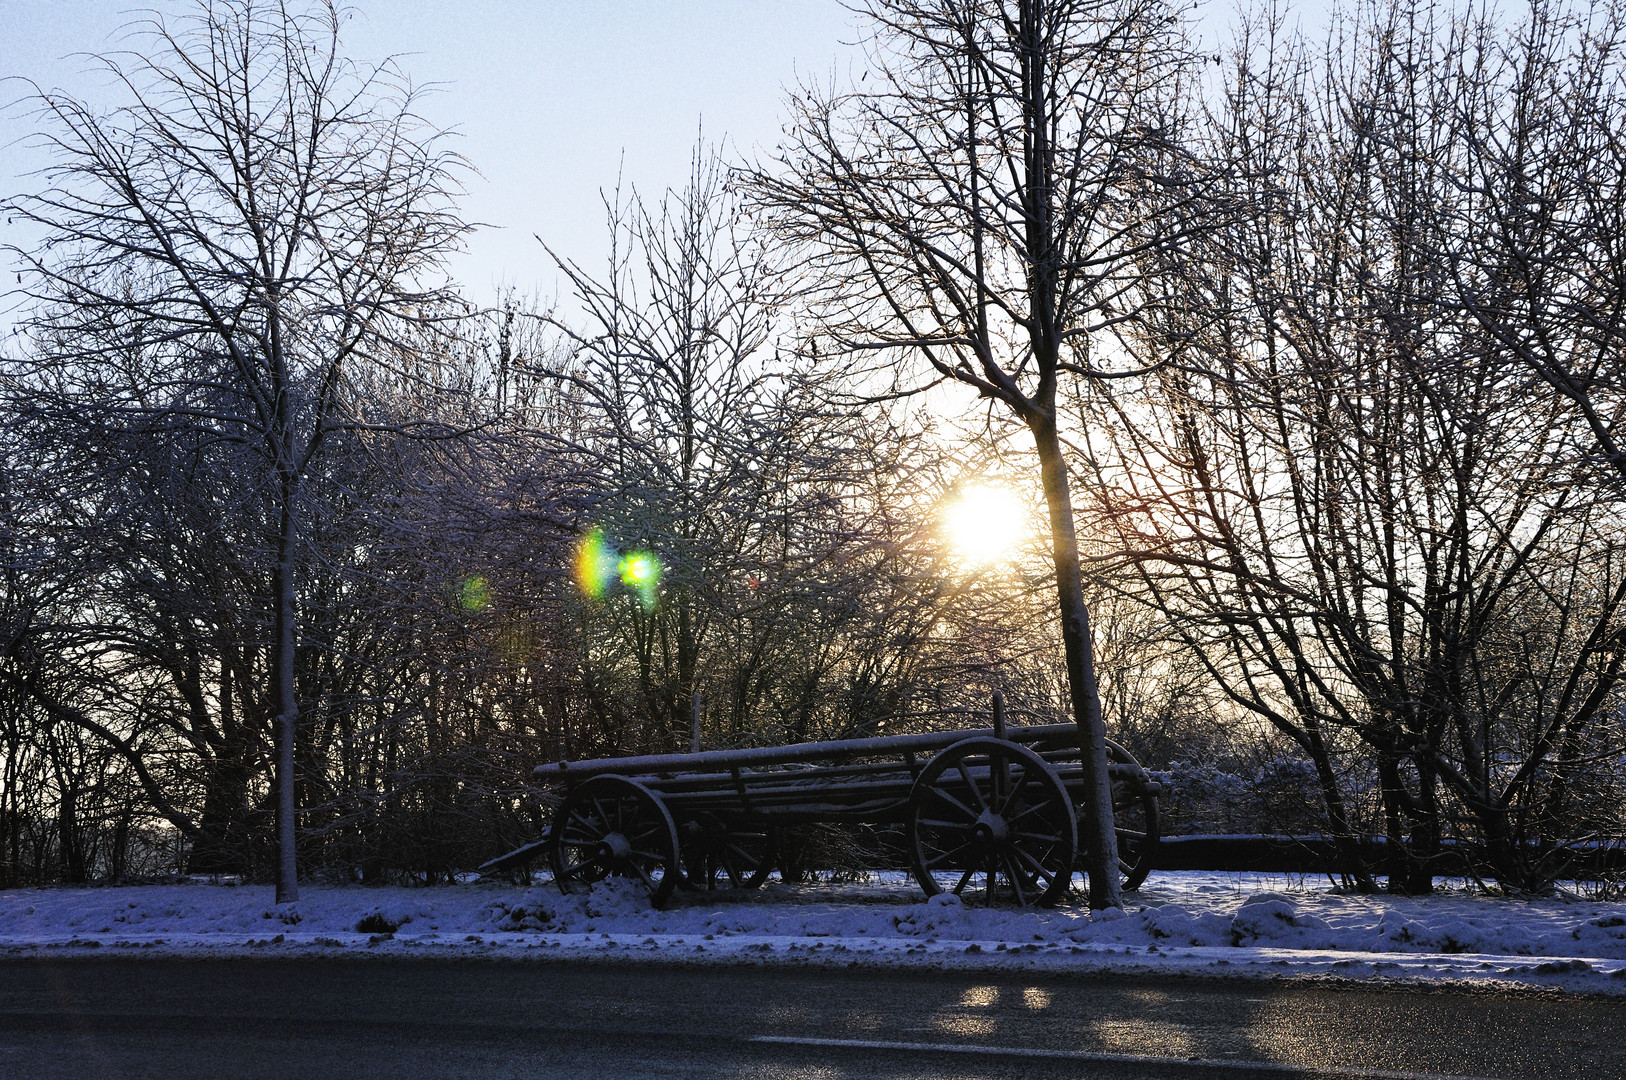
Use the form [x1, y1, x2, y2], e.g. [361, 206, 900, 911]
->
[514, 696, 1161, 909]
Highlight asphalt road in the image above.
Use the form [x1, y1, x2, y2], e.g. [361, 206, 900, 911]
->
[0, 956, 1618, 1080]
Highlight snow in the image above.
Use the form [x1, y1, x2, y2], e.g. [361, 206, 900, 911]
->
[0, 870, 1621, 995]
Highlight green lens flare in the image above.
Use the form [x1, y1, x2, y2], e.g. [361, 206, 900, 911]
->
[619, 552, 657, 585]
[576, 530, 660, 608]
[458, 575, 491, 613]
[619, 551, 661, 608]
[574, 528, 620, 599]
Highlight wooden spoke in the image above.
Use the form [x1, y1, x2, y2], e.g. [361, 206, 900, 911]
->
[924, 838, 977, 870]
[679, 813, 775, 892]
[1002, 851, 1030, 907]
[955, 759, 989, 812]
[1013, 844, 1057, 884]
[557, 857, 597, 879]
[548, 774, 680, 909]
[922, 786, 980, 824]
[1075, 741, 1162, 893]
[995, 764, 1030, 816]
[908, 737, 1076, 907]
[1005, 801, 1054, 828]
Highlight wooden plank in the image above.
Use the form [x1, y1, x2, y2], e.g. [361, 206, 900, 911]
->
[532, 723, 1080, 782]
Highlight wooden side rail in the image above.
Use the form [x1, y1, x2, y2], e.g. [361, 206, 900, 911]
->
[532, 722, 1083, 783]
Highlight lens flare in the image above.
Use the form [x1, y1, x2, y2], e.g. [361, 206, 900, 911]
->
[575, 528, 662, 609]
[574, 528, 620, 599]
[620, 552, 658, 586]
[458, 575, 491, 613]
[620, 550, 661, 609]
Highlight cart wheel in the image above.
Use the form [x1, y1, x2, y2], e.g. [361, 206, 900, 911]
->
[908, 737, 1076, 907]
[680, 813, 775, 891]
[549, 774, 681, 909]
[1107, 741, 1161, 892]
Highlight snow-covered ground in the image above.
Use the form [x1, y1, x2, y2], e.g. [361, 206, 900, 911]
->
[1, 870, 1622, 995]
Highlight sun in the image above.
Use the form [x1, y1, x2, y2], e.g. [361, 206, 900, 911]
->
[942, 485, 1028, 564]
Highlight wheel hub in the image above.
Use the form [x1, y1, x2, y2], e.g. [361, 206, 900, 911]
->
[972, 809, 1009, 845]
[595, 832, 633, 863]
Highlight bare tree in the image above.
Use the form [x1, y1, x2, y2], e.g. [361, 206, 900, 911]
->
[4, 0, 468, 901]
[543, 147, 952, 758]
[1438, 0, 1626, 484]
[1099, 0, 1626, 891]
[747, 0, 1210, 906]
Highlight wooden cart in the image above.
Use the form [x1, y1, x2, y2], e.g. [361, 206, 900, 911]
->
[525, 700, 1161, 909]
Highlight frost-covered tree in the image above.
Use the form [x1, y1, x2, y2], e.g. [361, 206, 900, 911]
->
[4, 0, 469, 901]
[748, 0, 1213, 907]
[1099, 0, 1626, 891]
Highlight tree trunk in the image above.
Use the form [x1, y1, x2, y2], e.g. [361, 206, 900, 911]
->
[1303, 721, 1375, 891]
[1405, 755, 1440, 895]
[1031, 413, 1121, 909]
[1378, 754, 1410, 889]
[189, 659, 256, 875]
[109, 809, 130, 884]
[57, 781, 85, 884]
[273, 478, 300, 904]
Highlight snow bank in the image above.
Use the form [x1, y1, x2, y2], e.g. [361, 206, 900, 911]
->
[0, 871, 1621, 995]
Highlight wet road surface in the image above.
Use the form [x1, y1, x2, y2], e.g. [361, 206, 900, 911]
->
[0, 957, 1618, 1079]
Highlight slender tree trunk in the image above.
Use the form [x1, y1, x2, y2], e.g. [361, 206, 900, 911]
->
[1378, 753, 1409, 888]
[190, 658, 253, 875]
[1031, 413, 1121, 909]
[1406, 756, 1440, 895]
[2, 748, 19, 888]
[1306, 728, 1375, 892]
[273, 469, 300, 904]
[109, 809, 130, 884]
[57, 780, 84, 884]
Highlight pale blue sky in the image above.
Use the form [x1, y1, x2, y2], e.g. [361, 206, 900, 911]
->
[1, 1, 862, 312]
[2, 1, 1320, 318]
